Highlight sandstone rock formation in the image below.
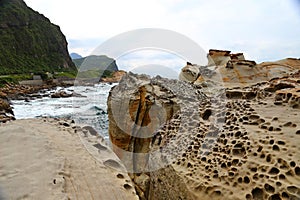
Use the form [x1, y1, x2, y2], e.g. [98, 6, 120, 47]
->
[108, 72, 204, 199]
[275, 87, 300, 109]
[207, 49, 255, 68]
[181, 57, 300, 88]
[179, 63, 200, 83]
[101, 70, 127, 83]
[207, 49, 232, 66]
[108, 56, 300, 199]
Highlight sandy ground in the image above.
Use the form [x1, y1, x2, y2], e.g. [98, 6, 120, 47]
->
[0, 118, 138, 200]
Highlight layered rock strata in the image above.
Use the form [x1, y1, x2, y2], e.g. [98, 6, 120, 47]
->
[181, 58, 300, 88]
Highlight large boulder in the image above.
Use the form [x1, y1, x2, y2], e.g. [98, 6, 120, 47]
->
[179, 62, 200, 83]
[51, 91, 72, 98]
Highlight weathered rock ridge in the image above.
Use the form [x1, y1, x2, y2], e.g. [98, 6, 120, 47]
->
[181, 49, 300, 88]
[108, 55, 300, 199]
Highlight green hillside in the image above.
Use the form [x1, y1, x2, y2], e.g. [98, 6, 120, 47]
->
[0, 0, 77, 75]
[73, 55, 119, 78]
[73, 55, 118, 71]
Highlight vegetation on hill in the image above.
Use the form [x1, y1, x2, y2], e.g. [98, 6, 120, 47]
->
[73, 55, 119, 79]
[0, 0, 77, 75]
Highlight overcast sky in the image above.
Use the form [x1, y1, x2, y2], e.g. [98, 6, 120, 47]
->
[24, 0, 300, 73]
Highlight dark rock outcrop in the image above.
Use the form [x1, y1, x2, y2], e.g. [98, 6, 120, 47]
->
[0, 82, 76, 123]
[0, 93, 14, 122]
[51, 91, 72, 98]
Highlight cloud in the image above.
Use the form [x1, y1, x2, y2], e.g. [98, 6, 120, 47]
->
[116, 49, 186, 73]
[130, 64, 180, 79]
[68, 38, 105, 56]
[24, 0, 300, 62]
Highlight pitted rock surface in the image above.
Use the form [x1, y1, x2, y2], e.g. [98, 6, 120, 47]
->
[108, 62, 300, 200]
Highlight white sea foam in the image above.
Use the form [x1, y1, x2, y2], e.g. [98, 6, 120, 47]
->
[11, 83, 115, 138]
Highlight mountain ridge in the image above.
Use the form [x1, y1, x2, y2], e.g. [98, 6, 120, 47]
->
[70, 53, 82, 59]
[73, 55, 118, 72]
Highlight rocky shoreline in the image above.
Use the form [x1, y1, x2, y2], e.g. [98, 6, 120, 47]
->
[1, 50, 300, 199]
[0, 70, 127, 123]
[0, 81, 74, 123]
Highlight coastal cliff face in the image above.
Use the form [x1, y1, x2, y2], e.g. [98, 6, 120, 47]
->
[108, 56, 300, 199]
[0, 0, 76, 75]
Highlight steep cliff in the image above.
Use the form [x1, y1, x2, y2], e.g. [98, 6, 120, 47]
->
[0, 0, 76, 75]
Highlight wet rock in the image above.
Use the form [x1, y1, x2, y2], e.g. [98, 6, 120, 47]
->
[0, 97, 15, 123]
[51, 91, 72, 98]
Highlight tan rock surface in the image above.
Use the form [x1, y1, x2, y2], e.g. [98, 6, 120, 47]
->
[216, 58, 300, 88]
[101, 70, 127, 83]
[182, 58, 300, 88]
[0, 118, 138, 200]
[108, 64, 300, 199]
[179, 64, 200, 83]
[207, 49, 232, 66]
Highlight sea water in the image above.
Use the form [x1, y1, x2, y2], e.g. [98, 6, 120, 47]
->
[11, 83, 115, 139]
